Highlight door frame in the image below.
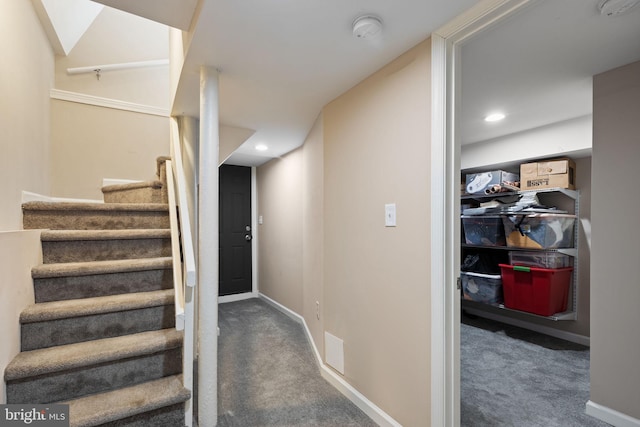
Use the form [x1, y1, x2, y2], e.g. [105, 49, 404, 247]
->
[429, 1, 535, 425]
[251, 167, 258, 295]
[217, 166, 259, 303]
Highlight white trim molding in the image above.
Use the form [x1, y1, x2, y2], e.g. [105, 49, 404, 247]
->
[22, 191, 103, 204]
[50, 89, 170, 117]
[430, 1, 537, 426]
[218, 292, 258, 304]
[258, 293, 402, 427]
[586, 401, 640, 427]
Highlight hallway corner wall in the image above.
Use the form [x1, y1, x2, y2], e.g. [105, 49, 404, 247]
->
[590, 59, 640, 422]
[322, 38, 432, 426]
[302, 113, 325, 359]
[0, 0, 54, 230]
[256, 38, 434, 426]
[256, 149, 304, 315]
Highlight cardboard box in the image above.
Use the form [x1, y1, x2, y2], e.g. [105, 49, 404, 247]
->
[465, 170, 519, 194]
[520, 158, 576, 190]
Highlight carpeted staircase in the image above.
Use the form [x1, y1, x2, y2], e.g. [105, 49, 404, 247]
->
[5, 157, 190, 427]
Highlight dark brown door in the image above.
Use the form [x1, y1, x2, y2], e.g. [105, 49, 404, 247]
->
[219, 165, 252, 296]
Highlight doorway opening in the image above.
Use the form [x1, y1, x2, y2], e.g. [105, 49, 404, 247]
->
[430, 0, 611, 425]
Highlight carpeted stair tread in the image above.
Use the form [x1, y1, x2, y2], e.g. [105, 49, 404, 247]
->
[41, 229, 170, 242]
[101, 181, 166, 204]
[22, 202, 170, 230]
[23, 201, 168, 212]
[4, 328, 182, 381]
[40, 230, 172, 265]
[32, 257, 172, 279]
[20, 289, 174, 324]
[101, 180, 163, 193]
[63, 374, 189, 427]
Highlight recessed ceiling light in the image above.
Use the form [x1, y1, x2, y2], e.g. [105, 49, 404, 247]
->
[255, 144, 268, 152]
[484, 112, 506, 122]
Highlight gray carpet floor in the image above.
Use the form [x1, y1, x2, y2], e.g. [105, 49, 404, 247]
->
[461, 313, 611, 427]
[216, 298, 378, 426]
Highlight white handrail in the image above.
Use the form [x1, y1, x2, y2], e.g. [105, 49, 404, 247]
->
[170, 119, 197, 287]
[66, 59, 169, 75]
[168, 117, 197, 427]
[166, 160, 185, 331]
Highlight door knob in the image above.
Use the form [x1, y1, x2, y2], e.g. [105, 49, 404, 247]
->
[245, 234, 252, 241]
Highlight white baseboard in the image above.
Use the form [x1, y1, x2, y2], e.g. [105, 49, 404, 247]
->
[586, 400, 640, 427]
[258, 293, 323, 363]
[258, 293, 402, 427]
[218, 291, 258, 304]
[463, 306, 590, 346]
[22, 191, 103, 204]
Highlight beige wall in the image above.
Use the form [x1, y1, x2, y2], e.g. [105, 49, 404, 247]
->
[0, 231, 42, 403]
[0, 1, 54, 402]
[51, 100, 169, 200]
[0, 0, 54, 229]
[55, 7, 170, 109]
[322, 40, 432, 426]
[590, 60, 640, 420]
[302, 114, 325, 356]
[49, 6, 171, 201]
[258, 39, 432, 426]
[257, 149, 304, 314]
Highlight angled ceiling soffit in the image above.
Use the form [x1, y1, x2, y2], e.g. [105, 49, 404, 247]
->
[31, 0, 103, 56]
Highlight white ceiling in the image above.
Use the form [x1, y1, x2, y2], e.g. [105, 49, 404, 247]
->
[169, 0, 479, 166]
[93, 0, 640, 165]
[460, 0, 640, 145]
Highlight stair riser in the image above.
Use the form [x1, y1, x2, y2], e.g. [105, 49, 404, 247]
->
[103, 188, 166, 204]
[6, 348, 182, 404]
[34, 269, 173, 303]
[42, 239, 171, 264]
[21, 305, 176, 351]
[98, 403, 184, 427]
[23, 211, 169, 230]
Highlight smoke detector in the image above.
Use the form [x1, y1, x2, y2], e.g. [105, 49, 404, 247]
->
[352, 15, 383, 40]
[598, 0, 640, 16]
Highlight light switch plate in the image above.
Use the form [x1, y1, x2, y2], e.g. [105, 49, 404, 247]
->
[385, 203, 396, 227]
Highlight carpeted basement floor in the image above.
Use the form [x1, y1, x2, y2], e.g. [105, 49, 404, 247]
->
[215, 298, 378, 426]
[461, 313, 611, 427]
[200, 299, 611, 426]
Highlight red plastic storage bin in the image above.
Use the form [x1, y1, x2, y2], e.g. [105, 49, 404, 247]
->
[499, 264, 573, 316]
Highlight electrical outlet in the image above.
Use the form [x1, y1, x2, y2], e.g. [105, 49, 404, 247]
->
[316, 301, 320, 320]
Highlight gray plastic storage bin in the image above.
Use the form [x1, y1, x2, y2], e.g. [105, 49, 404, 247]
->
[509, 251, 571, 269]
[502, 214, 576, 249]
[461, 216, 506, 247]
[461, 271, 503, 304]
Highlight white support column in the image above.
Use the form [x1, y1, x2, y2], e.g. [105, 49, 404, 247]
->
[198, 66, 220, 426]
